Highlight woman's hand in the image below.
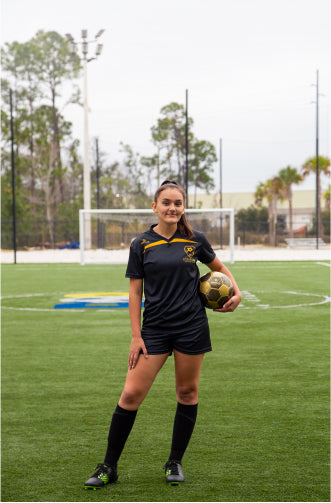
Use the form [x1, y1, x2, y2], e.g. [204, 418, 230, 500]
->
[213, 293, 241, 313]
[128, 336, 148, 370]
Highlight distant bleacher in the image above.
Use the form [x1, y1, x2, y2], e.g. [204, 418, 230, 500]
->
[285, 238, 326, 248]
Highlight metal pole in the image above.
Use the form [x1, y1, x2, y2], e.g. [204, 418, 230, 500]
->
[219, 138, 223, 249]
[229, 209, 235, 264]
[10, 89, 17, 264]
[185, 89, 189, 205]
[315, 69, 319, 249]
[96, 138, 101, 248]
[83, 55, 91, 249]
[79, 209, 85, 265]
[96, 138, 100, 209]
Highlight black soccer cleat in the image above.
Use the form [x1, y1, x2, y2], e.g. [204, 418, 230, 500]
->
[164, 460, 185, 485]
[84, 463, 118, 490]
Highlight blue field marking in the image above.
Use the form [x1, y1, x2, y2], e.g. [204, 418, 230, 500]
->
[52, 292, 145, 309]
[53, 302, 129, 309]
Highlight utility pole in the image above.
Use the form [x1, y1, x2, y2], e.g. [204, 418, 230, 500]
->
[96, 138, 100, 210]
[219, 138, 223, 249]
[315, 69, 320, 249]
[95, 138, 101, 248]
[10, 89, 17, 264]
[185, 89, 189, 205]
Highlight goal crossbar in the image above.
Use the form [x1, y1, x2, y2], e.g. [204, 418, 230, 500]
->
[79, 208, 235, 265]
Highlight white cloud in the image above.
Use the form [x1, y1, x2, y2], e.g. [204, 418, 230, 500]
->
[1, 0, 330, 193]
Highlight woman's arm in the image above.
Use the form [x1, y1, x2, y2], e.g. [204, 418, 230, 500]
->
[128, 278, 148, 369]
[205, 256, 242, 312]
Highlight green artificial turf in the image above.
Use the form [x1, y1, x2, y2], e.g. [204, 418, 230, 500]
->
[1, 261, 330, 501]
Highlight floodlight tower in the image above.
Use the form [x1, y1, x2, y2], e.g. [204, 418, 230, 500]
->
[65, 29, 105, 249]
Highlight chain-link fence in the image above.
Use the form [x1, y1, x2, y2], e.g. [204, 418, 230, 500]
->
[2, 215, 329, 250]
[1, 219, 79, 249]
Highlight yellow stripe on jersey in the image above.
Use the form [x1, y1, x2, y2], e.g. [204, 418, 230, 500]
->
[143, 237, 198, 253]
[144, 240, 168, 251]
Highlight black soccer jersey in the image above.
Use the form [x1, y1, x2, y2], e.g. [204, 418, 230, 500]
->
[125, 225, 216, 333]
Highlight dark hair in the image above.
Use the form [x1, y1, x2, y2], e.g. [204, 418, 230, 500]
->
[154, 180, 194, 238]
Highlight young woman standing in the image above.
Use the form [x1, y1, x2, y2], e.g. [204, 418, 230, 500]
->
[84, 180, 241, 489]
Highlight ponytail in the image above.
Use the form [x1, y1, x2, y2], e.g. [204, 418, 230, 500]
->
[178, 213, 194, 239]
[154, 180, 194, 239]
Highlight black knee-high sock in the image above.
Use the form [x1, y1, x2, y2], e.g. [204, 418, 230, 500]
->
[168, 402, 198, 463]
[104, 404, 137, 468]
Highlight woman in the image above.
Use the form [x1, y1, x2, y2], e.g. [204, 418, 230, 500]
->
[84, 180, 241, 489]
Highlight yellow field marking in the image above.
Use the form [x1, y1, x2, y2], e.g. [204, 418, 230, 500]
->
[64, 292, 129, 298]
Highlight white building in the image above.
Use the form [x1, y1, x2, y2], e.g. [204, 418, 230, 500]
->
[190, 190, 319, 232]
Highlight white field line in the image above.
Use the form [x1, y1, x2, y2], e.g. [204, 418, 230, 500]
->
[1, 290, 330, 312]
[239, 291, 330, 310]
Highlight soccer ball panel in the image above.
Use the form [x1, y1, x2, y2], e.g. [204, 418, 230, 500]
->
[200, 281, 211, 295]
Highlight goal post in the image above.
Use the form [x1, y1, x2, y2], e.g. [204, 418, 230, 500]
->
[79, 208, 235, 265]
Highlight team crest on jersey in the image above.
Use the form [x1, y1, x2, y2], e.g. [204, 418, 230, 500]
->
[183, 245, 196, 263]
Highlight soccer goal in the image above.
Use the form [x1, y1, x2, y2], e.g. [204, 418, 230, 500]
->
[79, 208, 235, 265]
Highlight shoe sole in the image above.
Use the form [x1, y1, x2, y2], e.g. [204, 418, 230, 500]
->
[84, 475, 118, 490]
[168, 481, 182, 486]
[84, 481, 117, 490]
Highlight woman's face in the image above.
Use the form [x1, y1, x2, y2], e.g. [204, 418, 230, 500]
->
[152, 187, 185, 225]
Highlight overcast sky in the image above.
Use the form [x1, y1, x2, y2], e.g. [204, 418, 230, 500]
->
[1, 0, 330, 194]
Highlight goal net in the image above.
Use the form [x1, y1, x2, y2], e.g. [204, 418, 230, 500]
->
[79, 208, 235, 265]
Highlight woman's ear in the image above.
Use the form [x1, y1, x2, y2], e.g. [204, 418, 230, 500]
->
[152, 202, 157, 213]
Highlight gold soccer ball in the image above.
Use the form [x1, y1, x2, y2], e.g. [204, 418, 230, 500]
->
[199, 271, 234, 309]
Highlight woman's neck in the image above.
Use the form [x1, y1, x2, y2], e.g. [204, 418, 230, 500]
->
[153, 223, 177, 239]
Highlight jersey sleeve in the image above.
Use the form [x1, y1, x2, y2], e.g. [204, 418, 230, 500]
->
[125, 238, 144, 278]
[196, 231, 216, 264]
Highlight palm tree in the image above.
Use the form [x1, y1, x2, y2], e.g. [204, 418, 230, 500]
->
[254, 182, 265, 207]
[278, 166, 303, 238]
[302, 156, 331, 237]
[323, 185, 330, 210]
[255, 177, 285, 246]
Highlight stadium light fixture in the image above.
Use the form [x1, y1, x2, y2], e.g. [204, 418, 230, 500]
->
[82, 41, 88, 55]
[69, 42, 77, 55]
[95, 29, 105, 38]
[96, 44, 103, 56]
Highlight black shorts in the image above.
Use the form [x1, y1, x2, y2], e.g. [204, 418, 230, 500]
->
[141, 318, 212, 355]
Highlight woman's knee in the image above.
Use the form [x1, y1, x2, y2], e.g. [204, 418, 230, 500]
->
[119, 385, 147, 409]
[176, 384, 198, 404]
[119, 357, 168, 410]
